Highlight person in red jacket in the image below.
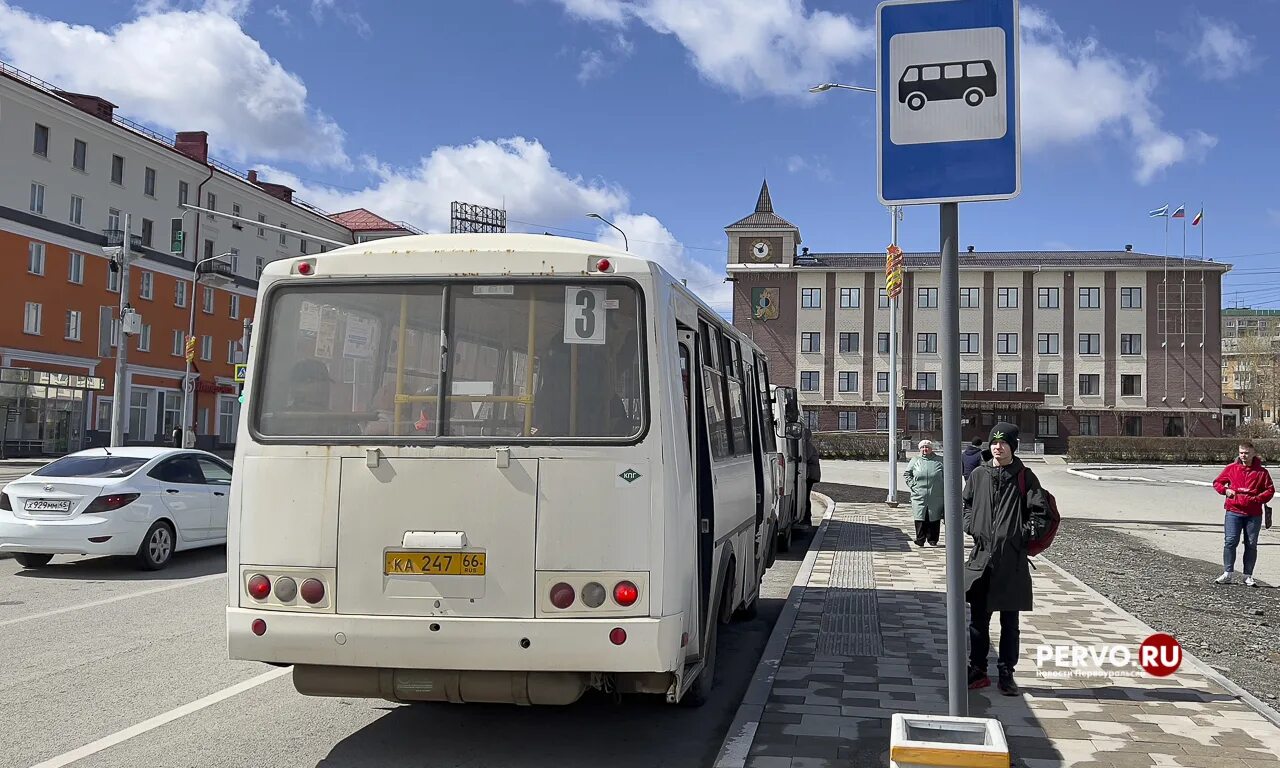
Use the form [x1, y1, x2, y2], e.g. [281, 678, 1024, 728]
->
[1212, 441, 1274, 587]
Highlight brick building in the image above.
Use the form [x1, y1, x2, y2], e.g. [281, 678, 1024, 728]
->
[0, 60, 408, 456]
[727, 182, 1229, 451]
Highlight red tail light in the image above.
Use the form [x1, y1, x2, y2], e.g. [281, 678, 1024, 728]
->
[247, 574, 271, 600]
[613, 581, 639, 607]
[84, 493, 140, 514]
[251, 619, 267, 636]
[609, 628, 627, 645]
[550, 582, 575, 609]
[300, 578, 325, 604]
[596, 258, 612, 272]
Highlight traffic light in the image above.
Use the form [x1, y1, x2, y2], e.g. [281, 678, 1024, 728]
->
[170, 218, 184, 254]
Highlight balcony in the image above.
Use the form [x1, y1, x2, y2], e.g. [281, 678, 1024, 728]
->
[196, 259, 236, 286]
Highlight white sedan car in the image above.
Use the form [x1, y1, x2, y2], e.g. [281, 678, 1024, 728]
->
[0, 447, 231, 570]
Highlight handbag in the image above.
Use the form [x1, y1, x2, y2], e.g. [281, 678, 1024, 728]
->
[1266, 505, 1274, 530]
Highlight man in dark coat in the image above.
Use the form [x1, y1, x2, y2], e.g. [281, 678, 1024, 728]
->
[962, 422, 1052, 696]
[961, 437, 983, 481]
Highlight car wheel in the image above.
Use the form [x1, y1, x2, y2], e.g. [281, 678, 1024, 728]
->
[907, 92, 926, 111]
[136, 521, 175, 571]
[965, 88, 984, 106]
[14, 553, 53, 568]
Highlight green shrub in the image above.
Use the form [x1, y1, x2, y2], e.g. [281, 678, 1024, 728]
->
[811, 432, 905, 460]
[1067, 436, 1280, 464]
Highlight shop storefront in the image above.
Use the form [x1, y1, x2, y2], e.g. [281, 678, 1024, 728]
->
[0, 367, 106, 458]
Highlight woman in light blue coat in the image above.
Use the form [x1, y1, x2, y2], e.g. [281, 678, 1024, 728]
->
[904, 439, 945, 546]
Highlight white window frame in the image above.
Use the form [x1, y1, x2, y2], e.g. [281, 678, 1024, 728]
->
[139, 271, 154, 300]
[203, 286, 214, 314]
[201, 335, 213, 361]
[175, 280, 188, 308]
[68, 252, 84, 284]
[137, 324, 151, 352]
[172, 329, 185, 357]
[227, 339, 238, 364]
[111, 154, 125, 185]
[230, 294, 241, 319]
[23, 302, 42, 335]
[28, 241, 45, 275]
[144, 166, 157, 198]
[73, 138, 87, 171]
[65, 310, 82, 341]
[29, 182, 45, 214]
[69, 194, 83, 225]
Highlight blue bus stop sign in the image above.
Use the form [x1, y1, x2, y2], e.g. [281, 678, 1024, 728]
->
[877, 0, 1020, 206]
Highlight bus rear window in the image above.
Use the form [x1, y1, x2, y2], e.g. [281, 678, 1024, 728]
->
[253, 281, 645, 441]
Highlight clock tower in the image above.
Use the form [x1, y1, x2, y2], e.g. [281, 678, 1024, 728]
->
[724, 179, 802, 268]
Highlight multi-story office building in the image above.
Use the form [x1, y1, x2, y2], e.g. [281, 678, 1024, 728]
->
[727, 182, 1229, 451]
[0, 60, 404, 456]
[1221, 308, 1280, 425]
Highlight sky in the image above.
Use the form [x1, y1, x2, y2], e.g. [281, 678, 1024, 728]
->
[1, 0, 1278, 314]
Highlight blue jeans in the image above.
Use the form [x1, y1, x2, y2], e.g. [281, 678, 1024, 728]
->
[1224, 512, 1263, 575]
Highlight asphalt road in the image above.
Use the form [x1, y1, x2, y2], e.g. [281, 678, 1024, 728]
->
[0, 520, 814, 768]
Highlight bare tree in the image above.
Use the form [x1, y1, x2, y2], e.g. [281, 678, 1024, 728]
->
[1229, 334, 1280, 422]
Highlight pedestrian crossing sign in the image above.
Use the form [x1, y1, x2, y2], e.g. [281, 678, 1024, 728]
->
[234, 364, 248, 382]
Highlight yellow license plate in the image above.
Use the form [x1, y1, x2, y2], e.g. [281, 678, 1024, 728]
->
[384, 551, 486, 576]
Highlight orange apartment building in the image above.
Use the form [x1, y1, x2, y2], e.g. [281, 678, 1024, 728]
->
[0, 60, 411, 456]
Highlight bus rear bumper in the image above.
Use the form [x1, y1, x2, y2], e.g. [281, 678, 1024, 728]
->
[227, 608, 685, 676]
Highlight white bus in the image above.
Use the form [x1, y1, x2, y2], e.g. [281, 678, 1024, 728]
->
[226, 234, 800, 706]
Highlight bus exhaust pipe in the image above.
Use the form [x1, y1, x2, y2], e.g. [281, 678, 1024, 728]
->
[293, 665, 590, 706]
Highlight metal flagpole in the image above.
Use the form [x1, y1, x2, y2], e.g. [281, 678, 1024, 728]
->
[1163, 211, 1169, 399]
[1199, 205, 1206, 420]
[1181, 207, 1188, 409]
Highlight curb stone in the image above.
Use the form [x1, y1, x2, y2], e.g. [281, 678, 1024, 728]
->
[712, 492, 835, 768]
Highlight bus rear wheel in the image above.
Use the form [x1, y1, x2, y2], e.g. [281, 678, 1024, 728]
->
[906, 92, 926, 111]
[964, 88, 984, 106]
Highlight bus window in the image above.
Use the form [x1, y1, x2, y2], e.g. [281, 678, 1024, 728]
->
[966, 62, 986, 78]
[922, 66, 941, 81]
[252, 281, 645, 441]
[902, 67, 919, 83]
[944, 64, 963, 79]
[703, 369, 730, 460]
[725, 339, 749, 455]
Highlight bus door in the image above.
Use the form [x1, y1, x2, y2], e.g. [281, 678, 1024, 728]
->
[678, 329, 713, 655]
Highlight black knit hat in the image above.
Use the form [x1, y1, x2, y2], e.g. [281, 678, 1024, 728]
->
[969, 437, 983, 447]
[989, 422, 1019, 452]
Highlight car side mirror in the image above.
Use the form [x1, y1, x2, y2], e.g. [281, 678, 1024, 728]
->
[785, 422, 804, 440]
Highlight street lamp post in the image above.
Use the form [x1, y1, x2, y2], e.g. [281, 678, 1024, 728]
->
[182, 252, 233, 448]
[108, 213, 134, 448]
[808, 81, 904, 504]
[587, 213, 628, 251]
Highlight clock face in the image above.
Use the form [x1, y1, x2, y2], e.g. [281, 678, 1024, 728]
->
[752, 241, 771, 260]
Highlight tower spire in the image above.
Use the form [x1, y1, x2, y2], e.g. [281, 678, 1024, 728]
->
[755, 179, 774, 213]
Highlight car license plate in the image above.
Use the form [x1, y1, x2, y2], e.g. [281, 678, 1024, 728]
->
[384, 551, 486, 576]
[25, 499, 72, 513]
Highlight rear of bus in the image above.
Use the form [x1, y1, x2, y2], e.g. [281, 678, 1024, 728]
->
[226, 235, 693, 705]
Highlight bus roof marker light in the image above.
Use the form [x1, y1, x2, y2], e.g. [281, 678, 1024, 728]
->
[295, 259, 315, 275]
[596, 258, 611, 273]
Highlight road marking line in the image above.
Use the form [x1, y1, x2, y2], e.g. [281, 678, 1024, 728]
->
[0, 573, 223, 628]
[29, 666, 292, 768]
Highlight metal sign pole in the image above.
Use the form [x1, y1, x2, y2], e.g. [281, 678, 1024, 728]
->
[939, 201, 966, 716]
[109, 213, 132, 448]
[886, 209, 902, 507]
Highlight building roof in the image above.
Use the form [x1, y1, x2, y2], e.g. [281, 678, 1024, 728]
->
[726, 180, 800, 231]
[790, 250, 1232, 271]
[1222, 308, 1280, 316]
[330, 208, 405, 232]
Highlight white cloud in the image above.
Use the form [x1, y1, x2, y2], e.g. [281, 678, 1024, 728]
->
[0, 1, 349, 168]
[784, 154, 831, 181]
[555, 0, 873, 97]
[1188, 17, 1257, 80]
[258, 137, 728, 312]
[577, 33, 633, 83]
[309, 0, 371, 38]
[1019, 6, 1213, 183]
[267, 5, 291, 25]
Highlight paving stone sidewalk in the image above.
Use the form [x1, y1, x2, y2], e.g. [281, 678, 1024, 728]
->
[740, 504, 1280, 768]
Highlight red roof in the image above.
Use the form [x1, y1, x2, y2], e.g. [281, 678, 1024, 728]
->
[330, 208, 404, 232]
